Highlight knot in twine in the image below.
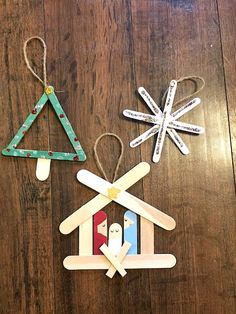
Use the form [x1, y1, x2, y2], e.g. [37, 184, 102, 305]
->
[161, 76, 205, 108]
[94, 133, 124, 182]
[23, 36, 48, 87]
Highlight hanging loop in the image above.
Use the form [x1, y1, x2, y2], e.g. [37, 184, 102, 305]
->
[23, 36, 48, 87]
[94, 133, 124, 183]
[161, 76, 205, 108]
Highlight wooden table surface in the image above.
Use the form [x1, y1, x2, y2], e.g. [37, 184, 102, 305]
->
[0, 1, 235, 313]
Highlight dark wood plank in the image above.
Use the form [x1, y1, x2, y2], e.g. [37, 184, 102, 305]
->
[217, 0, 236, 184]
[44, 1, 144, 313]
[0, 1, 235, 314]
[0, 1, 54, 313]
[131, 0, 236, 313]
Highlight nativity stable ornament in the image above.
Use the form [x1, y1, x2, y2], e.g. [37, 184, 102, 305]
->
[2, 37, 86, 181]
[123, 77, 205, 163]
[59, 134, 176, 278]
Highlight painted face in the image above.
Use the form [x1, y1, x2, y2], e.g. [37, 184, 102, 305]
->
[124, 215, 134, 229]
[109, 223, 122, 240]
[97, 219, 107, 236]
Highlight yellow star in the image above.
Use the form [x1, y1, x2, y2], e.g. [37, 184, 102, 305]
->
[45, 86, 54, 95]
[107, 186, 121, 200]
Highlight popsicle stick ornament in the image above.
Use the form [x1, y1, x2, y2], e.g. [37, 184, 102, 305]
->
[60, 133, 177, 278]
[123, 76, 205, 163]
[2, 36, 86, 181]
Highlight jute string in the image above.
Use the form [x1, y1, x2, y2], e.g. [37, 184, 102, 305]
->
[94, 133, 124, 183]
[23, 36, 48, 87]
[161, 76, 205, 108]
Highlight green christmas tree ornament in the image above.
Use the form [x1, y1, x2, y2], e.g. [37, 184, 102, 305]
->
[2, 36, 86, 181]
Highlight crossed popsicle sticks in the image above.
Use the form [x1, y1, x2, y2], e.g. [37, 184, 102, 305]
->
[59, 162, 176, 235]
[123, 80, 205, 163]
[100, 241, 131, 278]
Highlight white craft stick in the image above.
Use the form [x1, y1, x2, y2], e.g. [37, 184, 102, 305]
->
[136, 87, 189, 154]
[77, 170, 176, 230]
[123, 109, 203, 134]
[99, 244, 127, 277]
[123, 110, 158, 124]
[36, 158, 51, 181]
[130, 125, 189, 154]
[108, 223, 122, 256]
[138, 89, 201, 122]
[130, 125, 159, 148]
[59, 162, 150, 234]
[106, 241, 131, 278]
[79, 218, 93, 256]
[138, 87, 162, 117]
[167, 130, 189, 155]
[63, 254, 177, 270]
[171, 97, 201, 120]
[153, 80, 177, 163]
[169, 121, 204, 134]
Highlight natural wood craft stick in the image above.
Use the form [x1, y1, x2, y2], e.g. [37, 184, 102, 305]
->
[59, 162, 150, 234]
[106, 241, 131, 278]
[140, 217, 154, 254]
[63, 254, 177, 270]
[99, 244, 127, 277]
[79, 218, 93, 256]
[77, 170, 176, 231]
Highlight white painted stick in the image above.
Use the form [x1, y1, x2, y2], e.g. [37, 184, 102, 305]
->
[171, 97, 201, 120]
[77, 170, 176, 230]
[138, 86, 162, 118]
[63, 254, 177, 270]
[132, 87, 189, 153]
[169, 121, 204, 134]
[138, 88, 201, 122]
[108, 223, 122, 256]
[153, 80, 177, 163]
[167, 129, 189, 155]
[36, 158, 51, 181]
[79, 218, 93, 256]
[99, 244, 127, 277]
[124, 110, 204, 134]
[106, 241, 131, 278]
[59, 162, 150, 235]
[123, 109, 158, 124]
[130, 125, 159, 148]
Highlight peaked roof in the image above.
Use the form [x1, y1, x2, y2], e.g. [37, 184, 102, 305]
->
[2, 86, 86, 161]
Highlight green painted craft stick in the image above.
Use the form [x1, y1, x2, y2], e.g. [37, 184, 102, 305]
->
[2, 86, 86, 162]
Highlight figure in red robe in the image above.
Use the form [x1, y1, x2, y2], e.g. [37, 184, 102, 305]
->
[93, 210, 107, 255]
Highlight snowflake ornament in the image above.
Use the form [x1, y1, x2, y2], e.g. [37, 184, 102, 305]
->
[123, 80, 204, 163]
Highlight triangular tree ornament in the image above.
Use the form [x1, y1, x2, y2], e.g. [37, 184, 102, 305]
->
[2, 36, 86, 181]
[2, 86, 86, 161]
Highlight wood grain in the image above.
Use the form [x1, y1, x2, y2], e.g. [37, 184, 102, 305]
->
[0, 0, 235, 313]
[217, 0, 236, 183]
[0, 1, 54, 314]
